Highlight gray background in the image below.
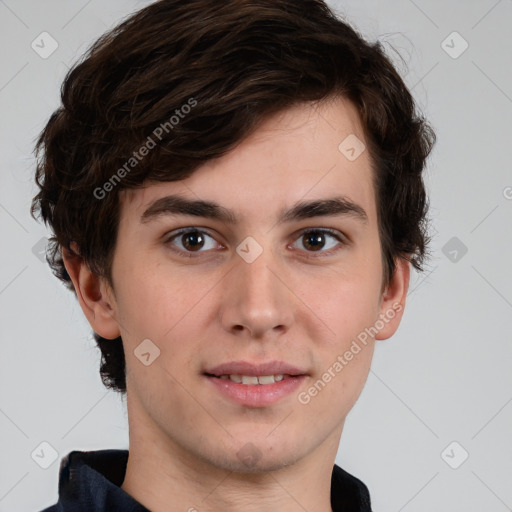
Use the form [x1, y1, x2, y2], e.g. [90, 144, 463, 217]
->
[1, 0, 511, 510]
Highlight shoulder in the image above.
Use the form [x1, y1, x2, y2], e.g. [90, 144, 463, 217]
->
[331, 464, 373, 512]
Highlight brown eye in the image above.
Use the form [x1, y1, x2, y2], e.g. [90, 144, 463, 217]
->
[181, 230, 205, 251]
[165, 228, 219, 254]
[302, 231, 327, 251]
[292, 228, 345, 255]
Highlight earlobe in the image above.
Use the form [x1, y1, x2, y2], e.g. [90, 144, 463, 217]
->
[374, 257, 410, 341]
[62, 244, 121, 340]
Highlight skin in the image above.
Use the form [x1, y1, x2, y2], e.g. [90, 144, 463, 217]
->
[63, 96, 409, 512]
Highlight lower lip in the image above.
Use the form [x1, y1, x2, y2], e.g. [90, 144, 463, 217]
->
[204, 375, 307, 407]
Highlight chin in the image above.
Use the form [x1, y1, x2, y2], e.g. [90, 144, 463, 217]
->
[216, 452, 299, 475]
[206, 437, 304, 475]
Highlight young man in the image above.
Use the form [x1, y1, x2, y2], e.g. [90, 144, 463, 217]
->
[32, 0, 436, 510]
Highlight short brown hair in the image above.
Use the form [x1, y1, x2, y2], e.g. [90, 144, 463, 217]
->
[31, 0, 436, 394]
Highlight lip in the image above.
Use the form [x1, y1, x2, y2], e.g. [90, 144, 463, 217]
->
[205, 374, 307, 407]
[203, 360, 309, 407]
[204, 360, 307, 377]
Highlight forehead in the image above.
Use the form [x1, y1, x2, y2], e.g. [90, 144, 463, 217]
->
[119, 96, 375, 225]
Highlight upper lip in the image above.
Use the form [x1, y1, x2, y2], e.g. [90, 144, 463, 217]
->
[204, 360, 308, 377]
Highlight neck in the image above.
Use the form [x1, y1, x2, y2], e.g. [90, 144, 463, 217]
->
[120, 394, 341, 512]
[121, 435, 338, 512]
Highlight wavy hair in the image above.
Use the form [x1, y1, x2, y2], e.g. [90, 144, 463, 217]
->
[31, 0, 436, 394]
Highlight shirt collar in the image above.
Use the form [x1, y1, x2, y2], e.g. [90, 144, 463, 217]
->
[50, 449, 372, 511]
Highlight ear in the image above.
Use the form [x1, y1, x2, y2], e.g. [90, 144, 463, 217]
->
[374, 256, 410, 341]
[61, 243, 121, 340]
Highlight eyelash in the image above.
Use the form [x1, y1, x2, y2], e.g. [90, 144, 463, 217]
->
[163, 227, 347, 258]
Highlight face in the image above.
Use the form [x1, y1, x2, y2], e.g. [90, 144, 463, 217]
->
[71, 97, 408, 474]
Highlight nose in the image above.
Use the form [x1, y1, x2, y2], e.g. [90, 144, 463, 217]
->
[219, 246, 295, 339]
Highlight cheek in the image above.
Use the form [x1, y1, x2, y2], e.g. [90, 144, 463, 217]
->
[112, 259, 188, 344]
[303, 265, 380, 400]
[303, 284, 377, 421]
[310, 266, 381, 337]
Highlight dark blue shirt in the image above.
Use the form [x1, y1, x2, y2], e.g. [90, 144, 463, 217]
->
[39, 449, 372, 511]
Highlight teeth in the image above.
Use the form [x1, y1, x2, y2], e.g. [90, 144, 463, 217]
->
[217, 374, 287, 384]
[256, 375, 276, 385]
[242, 376, 259, 385]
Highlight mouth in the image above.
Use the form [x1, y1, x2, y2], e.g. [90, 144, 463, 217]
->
[204, 373, 298, 385]
[203, 361, 308, 407]
[203, 360, 308, 379]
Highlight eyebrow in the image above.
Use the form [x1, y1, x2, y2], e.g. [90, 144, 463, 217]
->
[140, 194, 368, 225]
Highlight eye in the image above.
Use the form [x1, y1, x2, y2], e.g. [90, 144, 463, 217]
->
[291, 228, 345, 256]
[164, 227, 346, 258]
[164, 228, 221, 255]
